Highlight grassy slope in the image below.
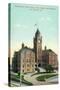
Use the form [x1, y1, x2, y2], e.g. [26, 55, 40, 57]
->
[36, 74, 58, 81]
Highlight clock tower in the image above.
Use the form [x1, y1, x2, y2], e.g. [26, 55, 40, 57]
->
[34, 28, 42, 67]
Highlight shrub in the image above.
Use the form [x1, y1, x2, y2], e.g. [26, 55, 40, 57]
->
[44, 64, 54, 73]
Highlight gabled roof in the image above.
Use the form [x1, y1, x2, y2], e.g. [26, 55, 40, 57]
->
[42, 49, 57, 55]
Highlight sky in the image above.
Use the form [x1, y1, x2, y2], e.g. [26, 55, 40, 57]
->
[10, 4, 58, 64]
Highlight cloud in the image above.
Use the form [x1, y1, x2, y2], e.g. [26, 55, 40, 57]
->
[41, 17, 51, 21]
[14, 23, 28, 30]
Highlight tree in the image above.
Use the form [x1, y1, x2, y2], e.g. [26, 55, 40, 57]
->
[44, 64, 54, 73]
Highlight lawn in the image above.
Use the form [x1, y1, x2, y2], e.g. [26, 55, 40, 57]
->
[36, 74, 58, 81]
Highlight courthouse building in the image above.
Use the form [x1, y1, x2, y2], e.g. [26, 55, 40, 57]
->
[12, 28, 58, 73]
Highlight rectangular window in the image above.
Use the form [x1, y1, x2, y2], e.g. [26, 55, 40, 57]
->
[23, 70, 24, 72]
[23, 65, 24, 68]
[32, 65, 34, 67]
[27, 59, 28, 62]
[27, 64, 29, 67]
[27, 69, 29, 71]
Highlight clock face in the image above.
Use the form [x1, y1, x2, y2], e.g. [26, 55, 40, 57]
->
[38, 40, 40, 43]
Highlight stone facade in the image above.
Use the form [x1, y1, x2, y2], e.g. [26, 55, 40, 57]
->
[12, 47, 35, 73]
[19, 47, 35, 73]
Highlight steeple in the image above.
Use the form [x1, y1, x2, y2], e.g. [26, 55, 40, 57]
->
[35, 28, 40, 36]
[45, 46, 47, 50]
[22, 43, 24, 48]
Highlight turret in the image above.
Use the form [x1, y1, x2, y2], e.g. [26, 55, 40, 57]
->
[22, 43, 24, 48]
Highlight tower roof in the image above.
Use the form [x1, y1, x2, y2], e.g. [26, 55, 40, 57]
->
[35, 28, 40, 36]
[36, 28, 40, 33]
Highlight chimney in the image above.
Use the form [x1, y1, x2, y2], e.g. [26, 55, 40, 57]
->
[45, 46, 47, 50]
[22, 43, 24, 48]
